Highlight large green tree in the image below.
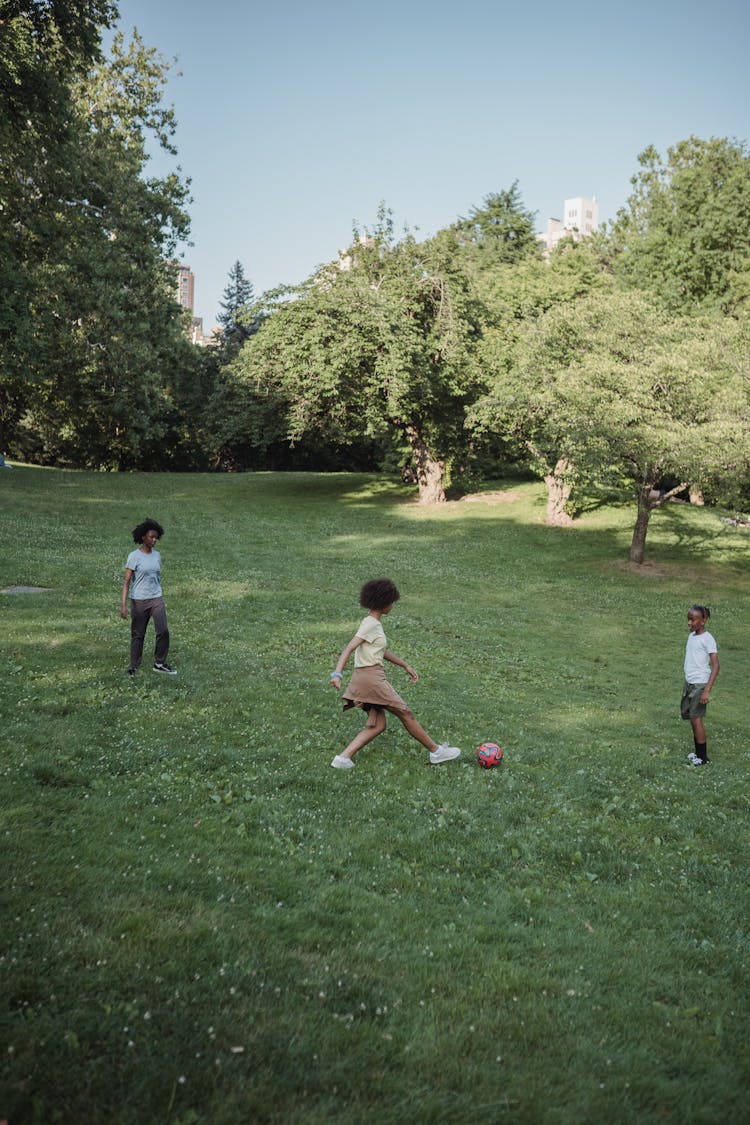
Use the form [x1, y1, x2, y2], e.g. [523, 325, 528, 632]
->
[471, 290, 750, 561]
[231, 214, 484, 501]
[0, 0, 117, 449]
[1, 8, 196, 467]
[461, 239, 610, 472]
[609, 136, 750, 314]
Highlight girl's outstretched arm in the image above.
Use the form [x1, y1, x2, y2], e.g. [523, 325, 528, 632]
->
[330, 635, 364, 690]
[384, 650, 419, 683]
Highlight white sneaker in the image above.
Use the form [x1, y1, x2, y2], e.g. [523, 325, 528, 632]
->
[687, 752, 699, 763]
[331, 755, 355, 769]
[430, 743, 461, 764]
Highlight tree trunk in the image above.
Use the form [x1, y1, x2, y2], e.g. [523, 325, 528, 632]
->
[630, 480, 688, 563]
[404, 425, 445, 504]
[629, 486, 653, 564]
[544, 458, 573, 526]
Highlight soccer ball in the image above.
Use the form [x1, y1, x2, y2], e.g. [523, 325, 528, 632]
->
[477, 741, 503, 769]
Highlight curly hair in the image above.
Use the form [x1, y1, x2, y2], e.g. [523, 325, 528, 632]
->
[359, 578, 400, 611]
[132, 518, 165, 544]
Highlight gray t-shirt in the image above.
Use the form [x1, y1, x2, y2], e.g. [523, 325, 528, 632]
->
[126, 548, 162, 600]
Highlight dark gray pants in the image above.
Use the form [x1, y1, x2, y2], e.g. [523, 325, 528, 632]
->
[130, 597, 169, 669]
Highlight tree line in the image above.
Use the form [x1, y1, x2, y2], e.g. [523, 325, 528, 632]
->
[2, 3, 750, 562]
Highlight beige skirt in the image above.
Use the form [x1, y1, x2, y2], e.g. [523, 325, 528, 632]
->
[342, 664, 412, 717]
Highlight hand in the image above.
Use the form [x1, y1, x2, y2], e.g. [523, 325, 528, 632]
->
[330, 672, 343, 691]
[700, 690, 710, 705]
[406, 666, 419, 683]
[120, 606, 129, 619]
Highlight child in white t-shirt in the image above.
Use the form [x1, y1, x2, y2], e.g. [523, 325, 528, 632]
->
[681, 604, 719, 766]
[329, 578, 461, 770]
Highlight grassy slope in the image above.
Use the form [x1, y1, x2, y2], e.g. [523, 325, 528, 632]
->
[1, 467, 748, 1124]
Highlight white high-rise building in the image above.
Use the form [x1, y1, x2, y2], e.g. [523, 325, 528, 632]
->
[539, 196, 599, 253]
[563, 196, 598, 237]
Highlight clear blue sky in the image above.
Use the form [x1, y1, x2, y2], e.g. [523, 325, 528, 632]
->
[111, 0, 749, 326]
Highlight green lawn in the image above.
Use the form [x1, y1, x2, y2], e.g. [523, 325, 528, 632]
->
[1, 467, 749, 1124]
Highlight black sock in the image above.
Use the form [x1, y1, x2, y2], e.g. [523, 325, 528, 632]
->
[695, 742, 708, 762]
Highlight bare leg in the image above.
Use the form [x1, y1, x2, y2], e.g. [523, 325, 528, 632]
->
[690, 716, 707, 743]
[365, 707, 381, 729]
[340, 710, 387, 761]
[396, 710, 437, 752]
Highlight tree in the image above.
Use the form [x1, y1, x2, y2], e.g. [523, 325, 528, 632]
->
[217, 260, 259, 356]
[0, 0, 115, 142]
[609, 137, 750, 314]
[454, 182, 540, 265]
[473, 237, 610, 367]
[231, 212, 484, 501]
[471, 291, 750, 561]
[0, 0, 117, 451]
[0, 20, 195, 467]
[461, 240, 610, 477]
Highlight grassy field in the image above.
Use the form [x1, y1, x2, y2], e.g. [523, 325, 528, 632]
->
[1, 466, 749, 1124]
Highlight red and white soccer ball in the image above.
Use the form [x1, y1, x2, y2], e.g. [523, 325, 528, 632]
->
[477, 741, 504, 769]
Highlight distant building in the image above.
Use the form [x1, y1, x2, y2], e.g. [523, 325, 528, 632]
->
[176, 264, 195, 312]
[539, 196, 599, 254]
[190, 316, 221, 348]
[337, 235, 376, 273]
[171, 265, 218, 344]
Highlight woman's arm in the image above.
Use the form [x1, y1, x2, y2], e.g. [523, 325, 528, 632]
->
[330, 635, 364, 689]
[384, 650, 419, 683]
[120, 568, 133, 619]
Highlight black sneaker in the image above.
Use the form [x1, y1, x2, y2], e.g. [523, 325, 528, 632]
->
[127, 667, 137, 676]
[153, 662, 177, 675]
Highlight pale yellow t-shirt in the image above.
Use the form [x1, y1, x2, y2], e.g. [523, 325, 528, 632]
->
[354, 614, 386, 667]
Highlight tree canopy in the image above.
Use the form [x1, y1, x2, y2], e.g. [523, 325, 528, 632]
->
[609, 137, 750, 314]
[454, 181, 540, 267]
[471, 289, 750, 560]
[230, 213, 484, 501]
[0, 9, 196, 467]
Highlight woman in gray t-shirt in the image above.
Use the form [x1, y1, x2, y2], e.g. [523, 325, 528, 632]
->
[120, 518, 177, 676]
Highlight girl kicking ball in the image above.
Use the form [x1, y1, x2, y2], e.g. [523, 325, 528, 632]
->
[681, 604, 719, 766]
[329, 578, 461, 769]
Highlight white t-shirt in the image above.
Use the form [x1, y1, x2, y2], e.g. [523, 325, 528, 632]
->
[684, 630, 717, 684]
[354, 614, 386, 667]
[126, 548, 162, 601]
